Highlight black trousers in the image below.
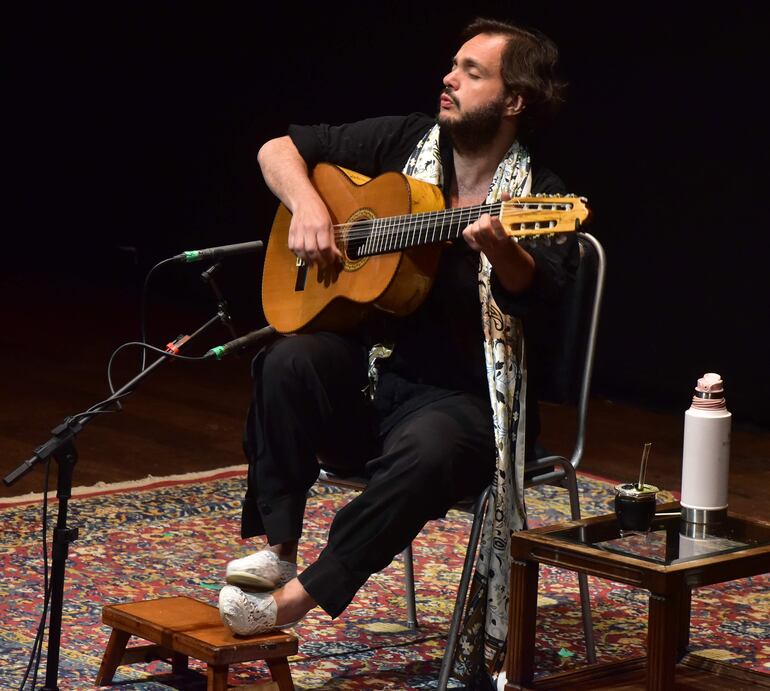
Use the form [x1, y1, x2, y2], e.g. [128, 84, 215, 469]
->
[241, 332, 496, 617]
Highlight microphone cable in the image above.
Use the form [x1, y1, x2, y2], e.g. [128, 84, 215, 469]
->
[17, 459, 53, 690]
[73, 342, 211, 426]
[139, 257, 177, 375]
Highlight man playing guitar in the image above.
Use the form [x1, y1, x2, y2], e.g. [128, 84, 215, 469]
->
[219, 17, 577, 684]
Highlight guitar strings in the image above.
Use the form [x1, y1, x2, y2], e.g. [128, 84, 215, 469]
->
[331, 200, 569, 242]
[331, 201, 505, 241]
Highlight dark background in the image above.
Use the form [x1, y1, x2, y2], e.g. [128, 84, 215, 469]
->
[6, 3, 770, 426]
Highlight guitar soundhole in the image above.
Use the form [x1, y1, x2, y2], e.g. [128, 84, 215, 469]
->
[346, 232, 366, 260]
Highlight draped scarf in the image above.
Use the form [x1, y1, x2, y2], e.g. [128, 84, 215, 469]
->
[403, 124, 531, 685]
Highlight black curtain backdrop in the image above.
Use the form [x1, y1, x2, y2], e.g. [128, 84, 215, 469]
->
[7, 3, 770, 424]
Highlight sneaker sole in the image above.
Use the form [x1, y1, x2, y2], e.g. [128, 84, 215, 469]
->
[225, 570, 279, 591]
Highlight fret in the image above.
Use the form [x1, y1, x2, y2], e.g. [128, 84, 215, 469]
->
[390, 215, 400, 252]
[450, 209, 458, 241]
[387, 216, 402, 250]
[360, 219, 368, 257]
[412, 213, 421, 249]
[452, 206, 467, 241]
[442, 209, 451, 242]
[434, 210, 443, 242]
[373, 218, 390, 254]
[367, 219, 377, 255]
[383, 216, 392, 253]
[455, 207, 468, 241]
[371, 218, 380, 254]
[438, 210, 447, 243]
[389, 215, 399, 252]
[402, 214, 411, 252]
[436, 209, 447, 242]
[460, 207, 470, 239]
[419, 210, 428, 246]
[390, 216, 401, 252]
[364, 219, 375, 255]
[452, 207, 459, 239]
[376, 216, 387, 254]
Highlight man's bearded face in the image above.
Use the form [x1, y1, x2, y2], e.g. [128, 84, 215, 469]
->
[437, 89, 507, 153]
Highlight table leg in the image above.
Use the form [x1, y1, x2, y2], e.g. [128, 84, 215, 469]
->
[677, 587, 691, 658]
[506, 558, 539, 687]
[647, 591, 681, 690]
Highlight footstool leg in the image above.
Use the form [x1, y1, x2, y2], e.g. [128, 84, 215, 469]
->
[207, 663, 229, 691]
[171, 652, 189, 675]
[266, 656, 295, 691]
[96, 628, 131, 685]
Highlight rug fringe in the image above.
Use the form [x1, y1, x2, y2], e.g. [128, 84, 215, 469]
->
[0, 464, 248, 507]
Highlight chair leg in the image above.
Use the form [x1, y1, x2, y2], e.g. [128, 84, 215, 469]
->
[576, 571, 596, 663]
[403, 543, 418, 629]
[559, 460, 597, 664]
[437, 486, 492, 691]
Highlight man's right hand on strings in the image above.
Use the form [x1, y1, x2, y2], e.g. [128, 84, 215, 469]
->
[258, 135, 342, 268]
[287, 196, 342, 268]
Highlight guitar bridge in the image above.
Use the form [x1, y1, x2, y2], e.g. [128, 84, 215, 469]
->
[294, 257, 308, 292]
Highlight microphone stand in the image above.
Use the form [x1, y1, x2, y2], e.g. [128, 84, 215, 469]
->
[3, 265, 237, 691]
[201, 262, 239, 342]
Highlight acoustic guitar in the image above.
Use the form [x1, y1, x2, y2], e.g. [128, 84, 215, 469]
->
[262, 163, 590, 334]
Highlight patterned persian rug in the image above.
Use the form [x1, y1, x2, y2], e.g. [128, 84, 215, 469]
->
[1, 466, 768, 689]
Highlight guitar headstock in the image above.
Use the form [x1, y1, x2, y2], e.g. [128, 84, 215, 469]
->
[500, 195, 591, 239]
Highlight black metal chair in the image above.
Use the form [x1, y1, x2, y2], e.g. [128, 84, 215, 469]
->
[319, 231, 606, 689]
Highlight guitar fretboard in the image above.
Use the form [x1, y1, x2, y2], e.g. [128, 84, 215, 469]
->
[359, 205, 488, 257]
[348, 200, 571, 258]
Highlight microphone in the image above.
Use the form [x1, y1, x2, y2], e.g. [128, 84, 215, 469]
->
[172, 240, 264, 263]
[206, 325, 277, 359]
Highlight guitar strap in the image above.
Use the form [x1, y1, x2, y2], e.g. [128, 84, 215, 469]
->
[403, 123, 533, 682]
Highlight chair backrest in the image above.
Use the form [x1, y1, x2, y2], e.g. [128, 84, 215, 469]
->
[528, 232, 606, 469]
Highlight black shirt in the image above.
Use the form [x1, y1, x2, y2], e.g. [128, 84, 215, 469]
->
[288, 113, 577, 446]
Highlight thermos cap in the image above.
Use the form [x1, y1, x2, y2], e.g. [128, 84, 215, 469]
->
[615, 482, 659, 499]
[691, 372, 727, 409]
[696, 372, 723, 395]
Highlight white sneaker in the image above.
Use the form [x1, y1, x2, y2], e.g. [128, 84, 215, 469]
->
[225, 549, 297, 591]
[219, 585, 278, 635]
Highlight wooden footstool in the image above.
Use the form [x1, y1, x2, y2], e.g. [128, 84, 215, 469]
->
[96, 596, 298, 690]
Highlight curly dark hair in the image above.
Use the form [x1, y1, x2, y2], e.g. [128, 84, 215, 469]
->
[461, 17, 566, 136]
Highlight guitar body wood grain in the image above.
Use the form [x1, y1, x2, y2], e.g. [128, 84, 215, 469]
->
[262, 163, 446, 334]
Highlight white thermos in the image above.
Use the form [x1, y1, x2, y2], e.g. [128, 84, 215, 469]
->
[680, 372, 731, 524]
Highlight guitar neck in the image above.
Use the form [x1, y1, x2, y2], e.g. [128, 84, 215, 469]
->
[356, 203, 491, 257]
[348, 196, 585, 258]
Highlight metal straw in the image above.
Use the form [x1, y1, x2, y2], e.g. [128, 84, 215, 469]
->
[637, 442, 652, 490]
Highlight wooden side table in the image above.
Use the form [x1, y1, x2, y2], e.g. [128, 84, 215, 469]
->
[505, 504, 770, 690]
[96, 596, 298, 690]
